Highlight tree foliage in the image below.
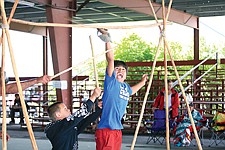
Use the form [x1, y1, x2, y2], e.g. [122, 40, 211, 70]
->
[114, 33, 154, 62]
[89, 33, 224, 84]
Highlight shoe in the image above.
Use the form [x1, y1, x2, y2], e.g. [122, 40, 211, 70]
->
[9, 121, 15, 124]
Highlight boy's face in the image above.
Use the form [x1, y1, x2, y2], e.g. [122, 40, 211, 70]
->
[114, 65, 127, 82]
[56, 103, 71, 120]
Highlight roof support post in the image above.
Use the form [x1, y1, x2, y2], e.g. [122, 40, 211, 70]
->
[43, 28, 48, 110]
[193, 18, 200, 99]
[46, 0, 74, 110]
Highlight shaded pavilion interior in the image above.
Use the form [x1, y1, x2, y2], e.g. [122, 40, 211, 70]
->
[2, 0, 225, 131]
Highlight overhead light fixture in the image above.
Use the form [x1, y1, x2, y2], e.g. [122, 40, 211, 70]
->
[5, 0, 35, 7]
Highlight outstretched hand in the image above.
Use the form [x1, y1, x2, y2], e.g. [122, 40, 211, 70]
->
[141, 74, 148, 84]
[37, 75, 51, 84]
[97, 101, 103, 109]
[89, 87, 102, 102]
[92, 87, 101, 98]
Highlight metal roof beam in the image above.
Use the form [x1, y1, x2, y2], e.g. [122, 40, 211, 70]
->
[9, 21, 47, 36]
[100, 0, 198, 29]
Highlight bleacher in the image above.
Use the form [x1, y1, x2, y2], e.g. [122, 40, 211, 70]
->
[1, 58, 225, 133]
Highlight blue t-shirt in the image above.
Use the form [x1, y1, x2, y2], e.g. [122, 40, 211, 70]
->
[98, 70, 132, 130]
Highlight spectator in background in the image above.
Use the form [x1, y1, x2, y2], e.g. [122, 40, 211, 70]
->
[173, 102, 204, 147]
[9, 93, 30, 124]
[152, 79, 180, 119]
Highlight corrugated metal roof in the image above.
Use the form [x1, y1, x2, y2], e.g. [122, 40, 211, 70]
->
[4, 0, 225, 24]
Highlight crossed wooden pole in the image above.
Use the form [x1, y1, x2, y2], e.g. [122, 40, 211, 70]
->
[130, 0, 202, 150]
[0, 0, 38, 150]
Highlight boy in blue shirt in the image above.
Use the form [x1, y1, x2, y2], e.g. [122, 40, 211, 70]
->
[95, 29, 148, 150]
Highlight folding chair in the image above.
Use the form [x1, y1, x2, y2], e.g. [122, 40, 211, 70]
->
[145, 109, 173, 145]
[208, 112, 225, 147]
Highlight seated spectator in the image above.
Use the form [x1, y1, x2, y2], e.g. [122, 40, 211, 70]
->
[9, 93, 30, 124]
[173, 102, 204, 147]
[152, 79, 180, 119]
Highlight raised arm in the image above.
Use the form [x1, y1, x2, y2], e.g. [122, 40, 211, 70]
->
[105, 42, 114, 77]
[131, 74, 148, 95]
[0, 75, 51, 95]
[97, 28, 114, 77]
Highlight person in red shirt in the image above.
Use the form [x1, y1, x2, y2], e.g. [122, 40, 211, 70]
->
[152, 79, 180, 119]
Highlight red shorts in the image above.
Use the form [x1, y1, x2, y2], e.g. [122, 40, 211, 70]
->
[95, 128, 122, 150]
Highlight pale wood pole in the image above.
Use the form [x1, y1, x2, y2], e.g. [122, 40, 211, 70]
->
[131, 0, 174, 149]
[0, 0, 19, 46]
[89, 35, 99, 113]
[0, 1, 19, 149]
[50, 47, 115, 80]
[1, 22, 7, 150]
[89, 35, 99, 88]
[130, 35, 164, 150]
[162, 0, 170, 149]
[6, 18, 167, 29]
[0, 1, 38, 149]
[160, 0, 202, 148]
[165, 38, 203, 150]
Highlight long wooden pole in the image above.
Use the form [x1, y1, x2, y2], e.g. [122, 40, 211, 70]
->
[147, 0, 162, 32]
[161, 0, 171, 149]
[163, 40, 170, 149]
[0, 0, 19, 46]
[7, 0, 19, 24]
[165, 38, 203, 150]
[0, 2, 38, 150]
[1, 21, 7, 150]
[130, 35, 163, 150]
[0, 1, 19, 149]
[4, 17, 169, 29]
[50, 47, 115, 80]
[89, 35, 99, 87]
[131, 0, 175, 149]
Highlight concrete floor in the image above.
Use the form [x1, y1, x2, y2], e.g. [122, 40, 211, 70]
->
[0, 123, 225, 150]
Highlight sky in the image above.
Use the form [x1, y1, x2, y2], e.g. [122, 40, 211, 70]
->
[1, 16, 225, 77]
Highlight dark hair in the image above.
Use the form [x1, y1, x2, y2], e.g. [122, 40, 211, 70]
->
[114, 60, 128, 72]
[15, 93, 19, 97]
[47, 102, 63, 121]
[167, 79, 173, 83]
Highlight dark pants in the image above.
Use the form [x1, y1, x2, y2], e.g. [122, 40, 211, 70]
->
[10, 108, 24, 122]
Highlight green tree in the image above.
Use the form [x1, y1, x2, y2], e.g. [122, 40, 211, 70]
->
[114, 33, 154, 62]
